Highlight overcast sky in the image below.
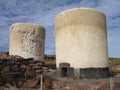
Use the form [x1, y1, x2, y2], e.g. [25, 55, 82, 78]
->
[0, 0, 120, 57]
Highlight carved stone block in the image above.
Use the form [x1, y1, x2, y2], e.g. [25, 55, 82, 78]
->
[9, 23, 45, 61]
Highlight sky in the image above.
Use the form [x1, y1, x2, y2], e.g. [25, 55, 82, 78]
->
[0, 0, 120, 57]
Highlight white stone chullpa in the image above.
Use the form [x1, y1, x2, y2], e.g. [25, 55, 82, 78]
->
[9, 23, 45, 61]
[55, 8, 109, 68]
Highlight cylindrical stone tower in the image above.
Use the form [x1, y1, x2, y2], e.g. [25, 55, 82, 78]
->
[55, 8, 109, 78]
[9, 23, 45, 62]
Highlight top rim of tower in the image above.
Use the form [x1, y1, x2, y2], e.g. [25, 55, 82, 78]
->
[55, 7, 106, 19]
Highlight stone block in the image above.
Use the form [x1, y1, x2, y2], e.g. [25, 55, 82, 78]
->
[59, 63, 70, 68]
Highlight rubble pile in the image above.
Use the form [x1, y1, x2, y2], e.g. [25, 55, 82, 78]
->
[0, 52, 50, 88]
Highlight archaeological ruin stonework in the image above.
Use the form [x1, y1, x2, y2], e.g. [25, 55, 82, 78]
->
[9, 23, 45, 61]
[55, 8, 109, 78]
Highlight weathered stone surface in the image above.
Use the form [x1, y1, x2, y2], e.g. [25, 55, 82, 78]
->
[52, 81, 62, 89]
[9, 23, 45, 61]
[55, 8, 109, 78]
[25, 70, 36, 79]
[20, 65, 28, 69]
[80, 68, 110, 79]
[78, 81, 93, 90]
[36, 70, 44, 74]
[59, 63, 70, 68]
[16, 81, 24, 88]
[63, 83, 78, 90]
[35, 63, 43, 66]
[1, 66, 10, 73]
[94, 81, 110, 90]
[23, 79, 39, 88]
[32, 66, 42, 70]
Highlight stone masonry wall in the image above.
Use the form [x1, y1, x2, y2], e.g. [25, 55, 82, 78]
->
[0, 52, 49, 88]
